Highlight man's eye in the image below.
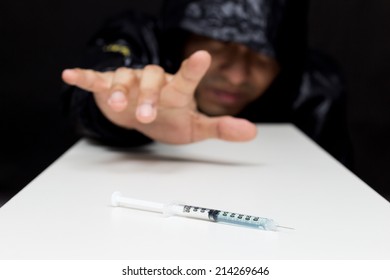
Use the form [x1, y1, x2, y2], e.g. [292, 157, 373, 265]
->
[253, 54, 274, 68]
[208, 42, 226, 53]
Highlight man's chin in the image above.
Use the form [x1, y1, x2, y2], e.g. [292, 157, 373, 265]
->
[199, 105, 241, 117]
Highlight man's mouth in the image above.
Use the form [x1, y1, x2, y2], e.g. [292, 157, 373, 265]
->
[210, 89, 243, 105]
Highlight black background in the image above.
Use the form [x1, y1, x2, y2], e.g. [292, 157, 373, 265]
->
[1, 0, 389, 204]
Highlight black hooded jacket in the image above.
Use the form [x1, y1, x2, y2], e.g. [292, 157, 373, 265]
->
[66, 0, 349, 164]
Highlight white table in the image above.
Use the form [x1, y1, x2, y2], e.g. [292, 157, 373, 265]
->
[1, 124, 389, 259]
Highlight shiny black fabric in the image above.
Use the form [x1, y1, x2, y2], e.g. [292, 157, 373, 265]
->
[65, 0, 350, 164]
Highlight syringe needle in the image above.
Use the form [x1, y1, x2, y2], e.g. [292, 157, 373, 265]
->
[276, 225, 295, 230]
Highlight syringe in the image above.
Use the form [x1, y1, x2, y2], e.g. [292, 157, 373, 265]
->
[111, 192, 290, 231]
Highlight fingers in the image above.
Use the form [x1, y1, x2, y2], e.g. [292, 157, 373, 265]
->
[136, 65, 166, 123]
[63, 67, 167, 123]
[62, 68, 122, 112]
[165, 50, 211, 106]
[108, 67, 137, 112]
[192, 115, 257, 142]
[62, 68, 112, 94]
[107, 65, 167, 120]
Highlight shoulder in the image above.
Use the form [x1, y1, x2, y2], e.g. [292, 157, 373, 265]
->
[297, 49, 345, 106]
[100, 10, 159, 31]
[88, 10, 162, 68]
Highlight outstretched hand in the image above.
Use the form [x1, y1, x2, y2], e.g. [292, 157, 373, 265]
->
[62, 50, 257, 144]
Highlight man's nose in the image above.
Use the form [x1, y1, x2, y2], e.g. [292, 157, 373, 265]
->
[223, 59, 249, 86]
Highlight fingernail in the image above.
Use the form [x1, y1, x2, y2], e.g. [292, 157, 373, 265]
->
[108, 91, 126, 104]
[136, 103, 154, 118]
[108, 91, 127, 111]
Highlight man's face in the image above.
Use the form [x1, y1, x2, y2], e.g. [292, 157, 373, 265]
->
[184, 35, 280, 116]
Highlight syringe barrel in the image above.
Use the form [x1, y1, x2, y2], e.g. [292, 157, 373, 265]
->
[165, 203, 277, 231]
[164, 203, 212, 221]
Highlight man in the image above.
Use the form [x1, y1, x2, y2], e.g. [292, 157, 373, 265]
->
[62, 0, 348, 163]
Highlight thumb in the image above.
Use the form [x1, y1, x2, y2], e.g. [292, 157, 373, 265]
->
[192, 115, 258, 142]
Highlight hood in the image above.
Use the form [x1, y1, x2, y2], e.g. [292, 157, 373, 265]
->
[161, 0, 307, 64]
